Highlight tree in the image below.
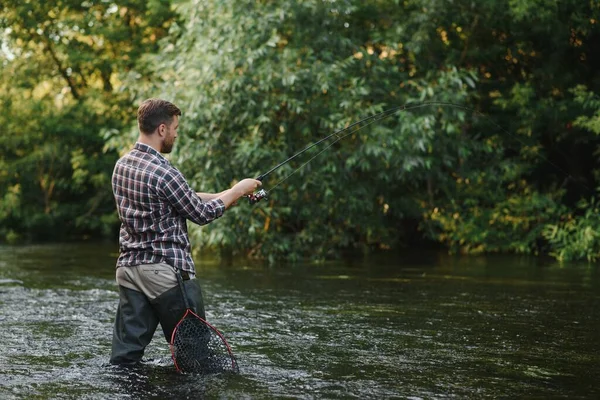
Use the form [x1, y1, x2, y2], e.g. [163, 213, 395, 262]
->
[136, 0, 600, 261]
[0, 0, 176, 242]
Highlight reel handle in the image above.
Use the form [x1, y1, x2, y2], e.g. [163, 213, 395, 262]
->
[247, 189, 267, 204]
[246, 175, 266, 205]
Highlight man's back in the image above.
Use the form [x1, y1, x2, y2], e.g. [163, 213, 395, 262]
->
[112, 142, 200, 272]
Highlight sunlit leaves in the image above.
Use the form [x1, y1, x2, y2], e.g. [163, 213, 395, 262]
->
[0, 1, 176, 241]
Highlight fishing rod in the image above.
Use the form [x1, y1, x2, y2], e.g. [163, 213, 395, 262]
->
[247, 101, 470, 204]
[246, 101, 584, 204]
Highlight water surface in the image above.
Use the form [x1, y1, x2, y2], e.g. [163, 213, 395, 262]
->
[0, 243, 598, 399]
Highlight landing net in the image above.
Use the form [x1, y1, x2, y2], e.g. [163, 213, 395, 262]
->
[170, 309, 239, 374]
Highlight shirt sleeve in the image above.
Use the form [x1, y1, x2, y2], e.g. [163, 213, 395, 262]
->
[158, 166, 225, 225]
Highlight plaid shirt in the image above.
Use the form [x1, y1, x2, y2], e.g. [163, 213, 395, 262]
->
[112, 142, 225, 274]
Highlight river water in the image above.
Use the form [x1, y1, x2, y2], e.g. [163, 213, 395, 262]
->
[0, 243, 598, 399]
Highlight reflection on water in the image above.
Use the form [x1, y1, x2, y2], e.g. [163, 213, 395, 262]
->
[0, 243, 599, 399]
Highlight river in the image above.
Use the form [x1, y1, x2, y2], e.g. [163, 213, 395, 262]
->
[0, 243, 599, 399]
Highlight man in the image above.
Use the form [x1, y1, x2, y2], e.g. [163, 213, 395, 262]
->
[110, 98, 261, 365]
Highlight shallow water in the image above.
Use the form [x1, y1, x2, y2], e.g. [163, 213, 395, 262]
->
[0, 243, 599, 399]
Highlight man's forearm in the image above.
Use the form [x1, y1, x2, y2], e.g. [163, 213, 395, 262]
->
[196, 190, 228, 201]
[215, 188, 246, 209]
[197, 189, 244, 209]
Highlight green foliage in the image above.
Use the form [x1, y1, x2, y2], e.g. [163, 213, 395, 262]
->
[4, 0, 600, 262]
[544, 86, 600, 262]
[544, 198, 600, 262]
[137, 0, 483, 261]
[0, 1, 176, 242]
[426, 187, 567, 255]
[410, 0, 600, 261]
[137, 0, 600, 262]
[572, 85, 600, 135]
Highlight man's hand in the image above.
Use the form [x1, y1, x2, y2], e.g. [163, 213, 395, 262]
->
[216, 178, 262, 209]
[232, 178, 262, 197]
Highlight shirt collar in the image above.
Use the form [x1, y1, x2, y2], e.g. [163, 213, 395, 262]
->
[134, 142, 170, 164]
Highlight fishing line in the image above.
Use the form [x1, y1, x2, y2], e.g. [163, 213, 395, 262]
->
[268, 107, 392, 193]
[247, 101, 591, 204]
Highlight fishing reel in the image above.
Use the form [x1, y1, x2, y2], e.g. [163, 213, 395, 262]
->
[248, 189, 268, 204]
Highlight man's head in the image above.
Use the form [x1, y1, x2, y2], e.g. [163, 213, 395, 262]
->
[137, 98, 182, 153]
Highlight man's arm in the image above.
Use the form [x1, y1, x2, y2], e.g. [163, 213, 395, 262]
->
[159, 168, 261, 225]
[197, 180, 261, 208]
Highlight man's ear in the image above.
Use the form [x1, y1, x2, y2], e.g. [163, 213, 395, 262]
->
[157, 123, 166, 137]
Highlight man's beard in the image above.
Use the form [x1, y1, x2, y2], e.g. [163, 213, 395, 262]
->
[161, 137, 175, 153]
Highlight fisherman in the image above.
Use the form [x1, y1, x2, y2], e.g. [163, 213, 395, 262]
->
[110, 98, 261, 365]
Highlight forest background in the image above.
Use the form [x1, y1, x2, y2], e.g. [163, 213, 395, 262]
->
[1, 0, 600, 263]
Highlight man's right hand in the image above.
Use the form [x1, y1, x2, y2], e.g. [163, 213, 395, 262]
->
[216, 178, 262, 209]
[232, 178, 262, 197]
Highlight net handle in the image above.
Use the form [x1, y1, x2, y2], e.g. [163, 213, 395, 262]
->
[175, 269, 191, 311]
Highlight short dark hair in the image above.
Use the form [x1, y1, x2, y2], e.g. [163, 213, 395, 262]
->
[137, 98, 182, 134]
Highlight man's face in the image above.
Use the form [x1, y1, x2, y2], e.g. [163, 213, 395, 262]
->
[160, 115, 179, 153]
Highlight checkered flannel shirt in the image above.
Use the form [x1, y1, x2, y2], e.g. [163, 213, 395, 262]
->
[112, 142, 225, 274]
